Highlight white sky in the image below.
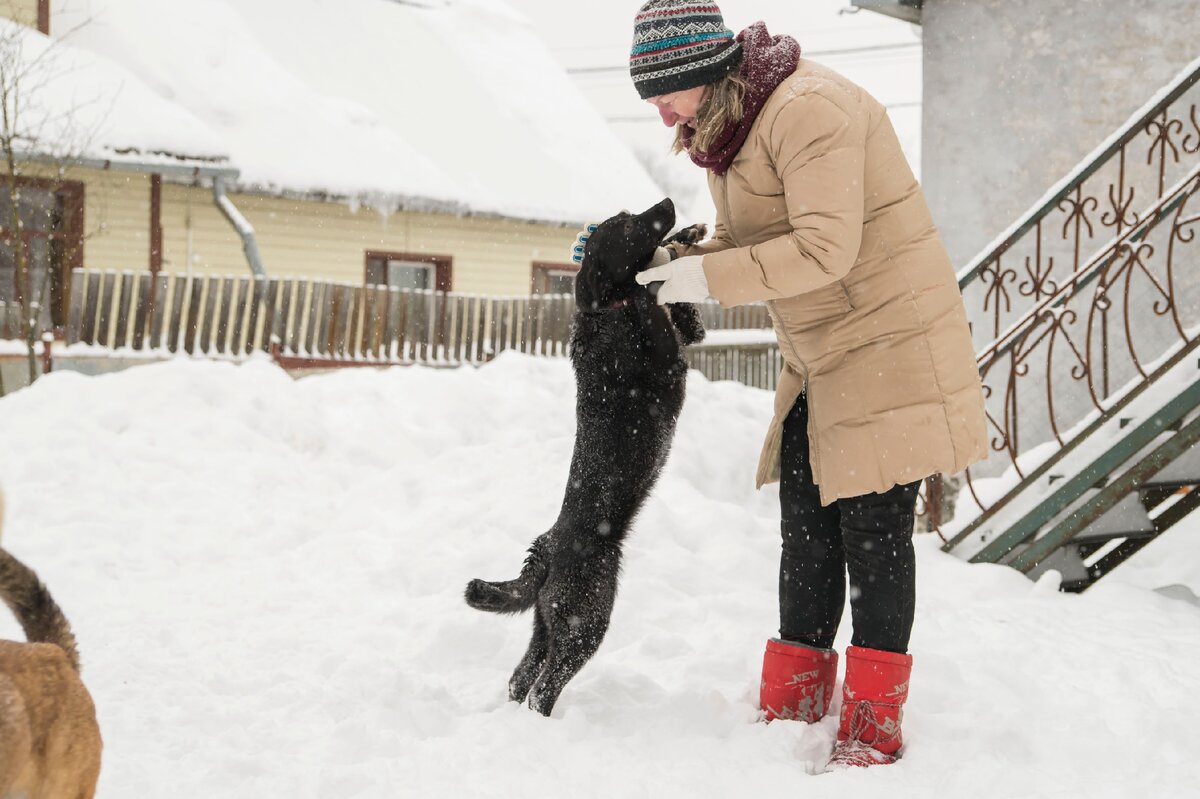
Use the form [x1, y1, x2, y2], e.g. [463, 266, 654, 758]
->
[507, 0, 923, 224]
[0, 354, 1195, 795]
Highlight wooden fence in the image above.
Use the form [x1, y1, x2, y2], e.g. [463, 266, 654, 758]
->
[0, 301, 23, 339]
[3, 269, 782, 389]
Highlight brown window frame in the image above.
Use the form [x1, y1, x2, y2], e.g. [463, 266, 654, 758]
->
[364, 250, 452, 292]
[531, 261, 578, 296]
[0, 176, 85, 332]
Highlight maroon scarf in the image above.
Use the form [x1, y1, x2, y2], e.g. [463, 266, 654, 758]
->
[682, 22, 802, 176]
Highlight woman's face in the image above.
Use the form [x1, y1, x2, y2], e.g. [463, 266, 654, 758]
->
[646, 85, 708, 128]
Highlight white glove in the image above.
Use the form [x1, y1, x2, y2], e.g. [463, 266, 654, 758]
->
[571, 221, 673, 269]
[647, 246, 672, 268]
[635, 254, 710, 304]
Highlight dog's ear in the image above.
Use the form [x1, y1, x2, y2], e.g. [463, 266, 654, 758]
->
[576, 248, 608, 309]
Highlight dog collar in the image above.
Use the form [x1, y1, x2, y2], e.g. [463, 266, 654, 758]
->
[581, 297, 635, 314]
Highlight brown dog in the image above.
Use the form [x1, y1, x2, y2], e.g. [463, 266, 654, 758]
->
[0, 490, 102, 798]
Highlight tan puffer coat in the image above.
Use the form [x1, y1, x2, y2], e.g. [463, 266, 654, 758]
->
[679, 59, 988, 505]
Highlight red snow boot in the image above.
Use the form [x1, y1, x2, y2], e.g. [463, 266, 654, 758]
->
[759, 638, 837, 722]
[828, 646, 912, 768]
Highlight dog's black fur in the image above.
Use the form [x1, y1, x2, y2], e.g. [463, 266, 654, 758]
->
[465, 198, 705, 715]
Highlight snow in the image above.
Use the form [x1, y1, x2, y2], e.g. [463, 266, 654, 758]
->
[40, 0, 664, 224]
[697, 328, 778, 346]
[0, 17, 228, 167]
[0, 353, 1197, 796]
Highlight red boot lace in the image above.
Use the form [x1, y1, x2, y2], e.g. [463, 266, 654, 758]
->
[827, 700, 903, 769]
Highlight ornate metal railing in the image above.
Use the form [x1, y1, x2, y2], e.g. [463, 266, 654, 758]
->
[934, 57, 1200, 539]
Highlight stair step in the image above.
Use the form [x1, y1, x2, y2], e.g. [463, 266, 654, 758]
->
[1050, 492, 1156, 544]
[1023, 545, 1091, 585]
[1143, 441, 1200, 488]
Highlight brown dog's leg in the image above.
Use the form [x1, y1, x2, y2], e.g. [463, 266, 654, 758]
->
[0, 677, 33, 797]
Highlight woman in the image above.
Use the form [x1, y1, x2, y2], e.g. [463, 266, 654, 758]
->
[627, 0, 988, 768]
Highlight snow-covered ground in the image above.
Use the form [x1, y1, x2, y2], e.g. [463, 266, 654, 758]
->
[0, 355, 1196, 797]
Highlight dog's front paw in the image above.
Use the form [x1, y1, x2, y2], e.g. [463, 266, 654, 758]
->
[664, 223, 709, 248]
[669, 303, 706, 346]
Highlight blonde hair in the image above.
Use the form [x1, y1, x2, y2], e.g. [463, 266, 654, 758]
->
[672, 71, 748, 155]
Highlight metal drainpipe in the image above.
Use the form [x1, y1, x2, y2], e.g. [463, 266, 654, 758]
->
[17, 153, 268, 279]
[212, 175, 266, 279]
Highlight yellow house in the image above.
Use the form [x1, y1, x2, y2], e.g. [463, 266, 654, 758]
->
[0, 0, 666, 334]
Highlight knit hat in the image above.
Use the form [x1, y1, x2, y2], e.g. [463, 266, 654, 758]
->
[629, 1, 743, 100]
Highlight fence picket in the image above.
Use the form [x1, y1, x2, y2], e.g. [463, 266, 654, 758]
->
[433, 290, 450, 362]
[277, 280, 294, 353]
[384, 286, 402, 360]
[246, 277, 266, 353]
[288, 281, 307, 354]
[315, 283, 332, 355]
[148, 275, 168, 350]
[112, 272, 134, 350]
[229, 278, 251, 354]
[185, 276, 204, 354]
[256, 278, 274, 350]
[94, 271, 117, 347]
[213, 277, 233, 354]
[460, 293, 475, 362]
[78, 271, 100, 345]
[131, 273, 151, 350]
[306, 283, 322, 355]
[67, 269, 85, 344]
[345, 285, 363, 359]
[196, 276, 217, 354]
[360, 285, 376, 359]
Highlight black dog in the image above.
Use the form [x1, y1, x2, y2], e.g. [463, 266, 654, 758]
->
[465, 198, 705, 715]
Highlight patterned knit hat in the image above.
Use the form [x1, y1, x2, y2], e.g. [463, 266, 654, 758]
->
[629, 1, 743, 100]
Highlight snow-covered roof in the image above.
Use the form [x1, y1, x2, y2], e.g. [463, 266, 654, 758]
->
[38, 0, 665, 224]
[0, 17, 229, 171]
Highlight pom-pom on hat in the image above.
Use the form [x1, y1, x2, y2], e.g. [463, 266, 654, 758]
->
[629, 1, 743, 100]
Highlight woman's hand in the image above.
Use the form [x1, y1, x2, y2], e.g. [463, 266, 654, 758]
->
[569, 223, 597, 265]
[635, 255, 710, 304]
[570, 223, 672, 268]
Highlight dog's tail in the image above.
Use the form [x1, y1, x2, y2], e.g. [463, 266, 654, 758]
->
[464, 535, 550, 614]
[0, 491, 82, 672]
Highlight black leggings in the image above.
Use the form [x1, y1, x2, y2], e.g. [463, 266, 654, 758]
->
[778, 394, 920, 654]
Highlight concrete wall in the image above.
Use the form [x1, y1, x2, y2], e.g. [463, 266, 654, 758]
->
[921, 0, 1200, 268]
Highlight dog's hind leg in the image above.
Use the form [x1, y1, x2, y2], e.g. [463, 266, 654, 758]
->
[526, 557, 620, 716]
[508, 608, 550, 703]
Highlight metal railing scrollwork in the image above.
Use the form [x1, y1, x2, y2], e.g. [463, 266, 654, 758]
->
[930, 57, 1200, 542]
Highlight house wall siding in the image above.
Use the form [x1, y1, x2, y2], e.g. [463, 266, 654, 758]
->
[57, 166, 575, 295]
[0, 0, 39, 29]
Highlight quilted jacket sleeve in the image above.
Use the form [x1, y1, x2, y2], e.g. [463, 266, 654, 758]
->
[701, 92, 866, 307]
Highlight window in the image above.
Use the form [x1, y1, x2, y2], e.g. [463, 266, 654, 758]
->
[364, 251, 451, 292]
[532, 261, 578, 296]
[0, 178, 84, 332]
[371, 259, 431, 291]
